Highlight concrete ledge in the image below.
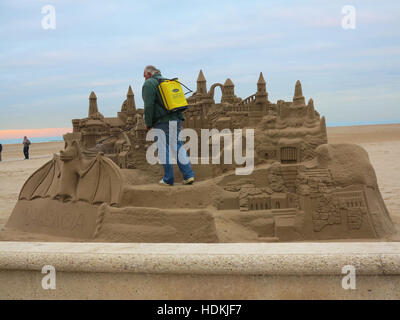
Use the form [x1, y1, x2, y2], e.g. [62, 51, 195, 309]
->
[0, 242, 400, 299]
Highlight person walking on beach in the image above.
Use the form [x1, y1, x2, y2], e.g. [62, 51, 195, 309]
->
[22, 136, 31, 160]
[142, 65, 194, 186]
[0, 143, 2, 161]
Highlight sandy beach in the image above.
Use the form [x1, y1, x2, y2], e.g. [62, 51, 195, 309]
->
[1, 124, 399, 238]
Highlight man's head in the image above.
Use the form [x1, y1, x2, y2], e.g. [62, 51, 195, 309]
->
[143, 65, 160, 80]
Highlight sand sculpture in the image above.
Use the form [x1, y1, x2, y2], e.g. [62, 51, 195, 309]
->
[4, 71, 396, 242]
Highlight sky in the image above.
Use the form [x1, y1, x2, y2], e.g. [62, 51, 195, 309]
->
[1, 0, 400, 139]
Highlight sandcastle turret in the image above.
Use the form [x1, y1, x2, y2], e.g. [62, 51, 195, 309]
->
[257, 72, 266, 90]
[320, 115, 327, 132]
[256, 72, 268, 105]
[293, 80, 306, 106]
[304, 99, 316, 128]
[72, 119, 81, 133]
[127, 85, 136, 112]
[221, 78, 235, 103]
[88, 91, 104, 119]
[307, 98, 315, 119]
[196, 70, 207, 95]
[89, 91, 98, 117]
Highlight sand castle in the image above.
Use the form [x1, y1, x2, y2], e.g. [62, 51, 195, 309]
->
[4, 71, 396, 242]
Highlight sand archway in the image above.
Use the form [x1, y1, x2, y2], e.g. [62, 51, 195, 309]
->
[208, 83, 224, 104]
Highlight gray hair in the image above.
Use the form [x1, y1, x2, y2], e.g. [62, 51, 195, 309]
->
[144, 65, 160, 75]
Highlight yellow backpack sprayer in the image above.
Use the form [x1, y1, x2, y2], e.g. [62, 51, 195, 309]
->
[157, 78, 192, 112]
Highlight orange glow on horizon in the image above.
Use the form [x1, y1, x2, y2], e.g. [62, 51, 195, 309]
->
[0, 128, 72, 140]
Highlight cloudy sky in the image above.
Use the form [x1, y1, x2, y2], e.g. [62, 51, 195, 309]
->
[1, 0, 400, 138]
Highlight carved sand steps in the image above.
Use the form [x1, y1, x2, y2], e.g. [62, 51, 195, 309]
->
[280, 165, 298, 191]
[94, 204, 219, 243]
[303, 168, 332, 180]
[119, 180, 229, 209]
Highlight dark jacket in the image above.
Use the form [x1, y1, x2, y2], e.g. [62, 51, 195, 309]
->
[23, 139, 31, 147]
[0, 144, 2, 152]
[142, 72, 184, 127]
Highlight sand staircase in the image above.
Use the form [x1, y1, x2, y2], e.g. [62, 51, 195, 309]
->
[280, 165, 299, 191]
[119, 180, 214, 209]
[303, 168, 332, 181]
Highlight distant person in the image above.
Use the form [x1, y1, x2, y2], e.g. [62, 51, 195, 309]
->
[0, 143, 2, 161]
[22, 136, 31, 160]
[142, 65, 194, 186]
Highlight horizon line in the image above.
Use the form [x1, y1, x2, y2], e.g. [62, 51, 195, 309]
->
[0, 127, 72, 140]
[1, 121, 400, 141]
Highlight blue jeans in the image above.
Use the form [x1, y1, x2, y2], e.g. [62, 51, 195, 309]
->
[154, 120, 194, 185]
[23, 146, 29, 159]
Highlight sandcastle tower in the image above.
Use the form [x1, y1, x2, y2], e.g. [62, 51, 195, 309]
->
[320, 115, 327, 133]
[188, 69, 211, 108]
[304, 98, 316, 127]
[255, 72, 269, 113]
[196, 70, 207, 95]
[308, 98, 315, 115]
[82, 92, 107, 147]
[221, 78, 235, 104]
[119, 86, 137, 125]
[89, 91, 98, 117]
[72, 119, 81, 133]
[255, 72, 268, 104]
[127, 85, 136, 113]
[292, 80, 306, 107]
[88, 91, 104, 119]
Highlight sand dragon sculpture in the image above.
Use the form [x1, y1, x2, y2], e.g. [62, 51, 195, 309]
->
[4, 71, 396, 242]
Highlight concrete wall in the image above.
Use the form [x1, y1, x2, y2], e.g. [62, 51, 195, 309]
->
[0, 242, 399, 299]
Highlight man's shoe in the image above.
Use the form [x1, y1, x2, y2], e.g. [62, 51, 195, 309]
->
[159, 179, 173, 186]
[183, 177, 195, 185]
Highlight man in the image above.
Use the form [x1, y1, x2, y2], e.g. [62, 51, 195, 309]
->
[22, 136, 31, 160]
[0, 143, 2, 161]
[142, 65, 194, 186]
